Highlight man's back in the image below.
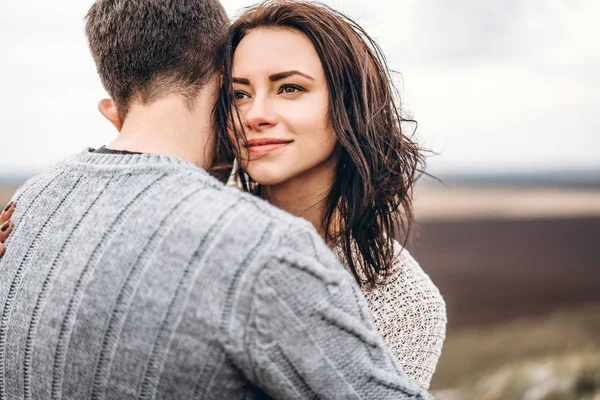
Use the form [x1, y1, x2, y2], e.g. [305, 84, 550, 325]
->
[0, 150, 430, 399]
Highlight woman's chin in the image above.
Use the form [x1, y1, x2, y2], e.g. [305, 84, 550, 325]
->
[247, 170, 289, 187]
[251, 177, 288, 187]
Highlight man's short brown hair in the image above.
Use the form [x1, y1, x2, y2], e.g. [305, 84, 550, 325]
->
[86, 0, 228, 116]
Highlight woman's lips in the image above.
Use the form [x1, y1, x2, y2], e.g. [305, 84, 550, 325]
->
[246, 139, 292, 156]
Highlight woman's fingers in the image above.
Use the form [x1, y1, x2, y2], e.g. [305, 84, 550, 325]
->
[0, 202, 15, 226]
[0, 202, 16, 255]
[0, 219, 14, 244]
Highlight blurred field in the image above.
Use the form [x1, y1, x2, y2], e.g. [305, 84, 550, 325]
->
[411, 187, 600, 398]
[2, 182, 599, 398]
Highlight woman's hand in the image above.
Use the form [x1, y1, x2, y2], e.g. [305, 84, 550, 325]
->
[0, 201, 15, 257]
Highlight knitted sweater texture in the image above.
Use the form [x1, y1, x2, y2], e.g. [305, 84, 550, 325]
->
[0, 150, 432, 399]
[357, 246, 446, 389]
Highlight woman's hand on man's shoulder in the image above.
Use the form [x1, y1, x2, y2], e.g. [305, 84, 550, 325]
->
[0, 201, 15, 257]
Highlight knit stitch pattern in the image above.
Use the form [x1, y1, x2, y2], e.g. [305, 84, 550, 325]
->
[360, 245, 446, 389]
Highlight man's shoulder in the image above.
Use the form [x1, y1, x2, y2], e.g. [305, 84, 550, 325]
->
[10, 159, 73, 203]
[183, 183, 319, 241]
[150, 171, 321, 247]
[173, 181, 340, 271]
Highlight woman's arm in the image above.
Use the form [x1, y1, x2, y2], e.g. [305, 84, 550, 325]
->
[362, 244, 447, 389]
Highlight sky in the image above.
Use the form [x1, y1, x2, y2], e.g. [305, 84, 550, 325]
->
[1, 0, 599, 176]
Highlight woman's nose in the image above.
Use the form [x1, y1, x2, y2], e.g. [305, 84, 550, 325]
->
[244, 97, 277, 131]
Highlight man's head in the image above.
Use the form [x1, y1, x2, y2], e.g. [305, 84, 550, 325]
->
[86, 0, 229, 119]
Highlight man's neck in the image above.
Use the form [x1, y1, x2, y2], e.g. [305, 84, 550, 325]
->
[107, 93, 216, 169]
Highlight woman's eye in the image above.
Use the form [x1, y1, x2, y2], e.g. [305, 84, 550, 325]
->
[234, 91, 249, 100]
[279, 84, 304, 95]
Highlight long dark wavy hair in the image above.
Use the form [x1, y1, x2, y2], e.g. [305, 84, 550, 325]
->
[213, 0, 425, 288]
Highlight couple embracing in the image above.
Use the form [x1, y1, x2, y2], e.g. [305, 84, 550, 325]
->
[0, 0, 445, 398]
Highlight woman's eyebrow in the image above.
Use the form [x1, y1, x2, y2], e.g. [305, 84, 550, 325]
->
[232, 71, 314, 85]
[269, 70, 315, 81]
[232, 77, 250, 84]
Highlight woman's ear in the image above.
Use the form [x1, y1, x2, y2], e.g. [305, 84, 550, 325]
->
[98, 99, 123, 131]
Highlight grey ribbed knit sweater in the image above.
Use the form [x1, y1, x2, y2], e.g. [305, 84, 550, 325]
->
[0, 150, 432, 399]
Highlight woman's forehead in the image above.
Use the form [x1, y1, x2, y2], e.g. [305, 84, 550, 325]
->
[232, 28, 323, 76]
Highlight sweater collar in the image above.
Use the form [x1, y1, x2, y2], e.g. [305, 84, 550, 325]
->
[70, 147, 198, 168]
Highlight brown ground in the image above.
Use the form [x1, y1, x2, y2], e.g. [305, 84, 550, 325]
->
[410, 216, 600, 330]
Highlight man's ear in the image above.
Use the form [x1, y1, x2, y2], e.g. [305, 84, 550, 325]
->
[98, 99, 123, 131]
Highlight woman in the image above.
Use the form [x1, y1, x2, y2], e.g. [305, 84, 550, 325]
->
[216, 1, 446, 389]
[1, 0, 446, 389]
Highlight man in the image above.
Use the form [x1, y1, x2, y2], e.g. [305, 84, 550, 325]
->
[0, 0, 432, 398]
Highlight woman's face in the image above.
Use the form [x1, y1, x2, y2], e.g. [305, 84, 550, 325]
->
[229, 27, 338, 187]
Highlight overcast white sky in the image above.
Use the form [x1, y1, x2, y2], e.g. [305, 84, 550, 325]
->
[1, 0, 599, 175]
